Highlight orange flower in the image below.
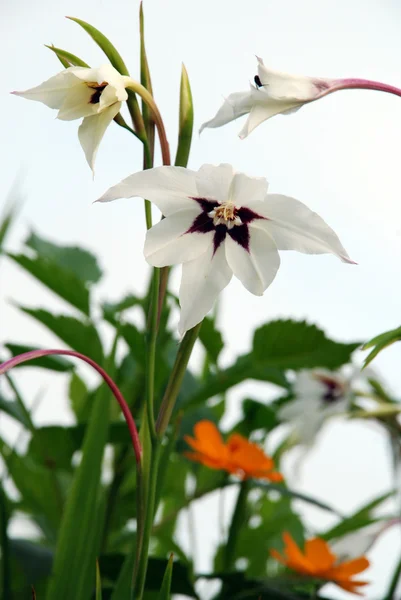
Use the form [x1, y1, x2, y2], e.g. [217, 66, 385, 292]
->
[270, 532, 370, 596]
[184, 420, 283, 482]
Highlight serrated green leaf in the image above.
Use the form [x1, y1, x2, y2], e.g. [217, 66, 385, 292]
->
[45, 45, 89, 68]
[17, 308, 104, 366]
[253, 320, 359, 369]
[198, 317, 223, 364]
[4, 344, 73, 372]
[26, 231, 102, 284]
[8, 254, 91, 315]
[363, 325, 401, 367]
[174, 64, 193, 168]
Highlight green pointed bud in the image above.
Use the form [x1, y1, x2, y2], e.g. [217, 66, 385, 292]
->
[95, 560, 102, 600]
[140, 1, 155, 166]
[157, 554, 174, 600]
[45, 45, 89, 68]
[66, 16, 146, 138]
[174, 64, 193, 167]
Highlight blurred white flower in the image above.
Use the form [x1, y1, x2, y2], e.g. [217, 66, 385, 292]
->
[13, 64, 129, 172]
[98, 163, 354, 335]
[200, 56, 401, 139]
[279, 369, 352, 446]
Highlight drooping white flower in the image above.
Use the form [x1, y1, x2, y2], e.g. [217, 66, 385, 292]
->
[13, 64, 129, 172]
[98, 163, 354, 335]
[200, 57, 401, 139]
[279, 369, 352, 446]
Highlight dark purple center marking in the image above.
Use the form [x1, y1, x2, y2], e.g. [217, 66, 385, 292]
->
[318, 375, 344, 404]
[88, 82, 108, 104]
[254, 75, 263, 88]
[186, 197, 265, 254]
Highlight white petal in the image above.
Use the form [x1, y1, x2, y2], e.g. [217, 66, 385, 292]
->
[57, 84, 98, 121]
[195, 163, 234, 203]
[238, 95, 303, 139]
[99, 84, 124, 111]
[224, 226, 280, 295]
[144, 208, 212, 267]
[68, 65, 128, 102]
[199, 90, 254, 133]
[78, 102, 121, 172]
[97, 166, 198, 215]
[178, 244, 232, 335]
[253, 194, 355, 263]
[12, 69, 81, 109]
[228, 172, 268, 208]
[257, 60, 318, 101]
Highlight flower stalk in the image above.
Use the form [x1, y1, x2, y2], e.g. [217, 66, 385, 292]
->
[222, 479, 249, 572]
[156, 322, 202, 437]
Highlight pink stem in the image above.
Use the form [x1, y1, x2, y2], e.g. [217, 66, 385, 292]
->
[0, 349, 142, 465]
[319, 78, 401, 100]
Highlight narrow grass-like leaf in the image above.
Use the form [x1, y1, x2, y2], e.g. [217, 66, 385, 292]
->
[363, 325, 401, 367]
[174, 64, 193, 168]
[157, 554, 174, 600]
[139, 2, 155, 163]
[45, 45, 89, 68]
[96, 560, 103, 600]
[0, 487, 11, 599]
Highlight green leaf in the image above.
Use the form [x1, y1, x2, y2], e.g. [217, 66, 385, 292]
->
[0, 391, 32, 429]
[4, 344, 73, 372]
[322, 490, 394, 540]
[66, 17, 129, 75]
[26, 231, 102, 284]
[363, 325, 401, 367]
[158, 554, 174, 600]
[198, 317, 224, 365]
[102, 294, 144, 323]
[10, 539, 53, 584]
[8, 254, 91, 315]
[251, 481, 342, 516]
[45, 45, 90, 67]
[69, 371, 90, 422]
[45, 368, 112, 600]
[174, 63, 194, 168]
[182, 354, 289, 409]
[253, 320, 359, 369]
[0, 199, 20, 255]
[0, 487, 12, 599]
[139, 2, 155, 162]
[18, 308, 104, 366]
[234, 399, 279, 437]
[96, 560, 102, 600]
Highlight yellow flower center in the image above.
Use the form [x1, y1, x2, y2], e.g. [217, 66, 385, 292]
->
[209, 202, 242, 229]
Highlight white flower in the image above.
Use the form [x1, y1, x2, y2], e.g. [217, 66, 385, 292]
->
[279, 369, 352, 446]
[98, 163, 354, 335]
[13, 64, 129, 172]
[200, 56, 401, 139]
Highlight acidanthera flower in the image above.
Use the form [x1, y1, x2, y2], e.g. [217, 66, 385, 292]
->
[184, 420, 283, 482]
[98, 163, 354, 335]
[200, 56, 401, 139]
[13, 64, 129, 171]
[271, 532, 370, 595]
[279, 369, 351, 446]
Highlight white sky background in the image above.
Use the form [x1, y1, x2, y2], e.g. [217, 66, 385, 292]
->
[1, 0, 401, 598]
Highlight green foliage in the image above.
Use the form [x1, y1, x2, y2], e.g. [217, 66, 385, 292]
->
[175, 64, 194, 168]
[363, 325, 401, 366]
[45, 45, 90, 68]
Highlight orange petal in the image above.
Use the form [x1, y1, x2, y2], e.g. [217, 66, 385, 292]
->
[334, 579, 369, 595]
[282, 532, 315, 574]
[185, 420, 227, 459]
[184, 451, 227, 471]
[270, 548, 287, 565]
[328, 557, 370, 579]
[305, 538, 336, 571]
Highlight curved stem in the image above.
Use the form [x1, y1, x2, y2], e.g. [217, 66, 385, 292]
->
[0, 349, 142, 466]
[145, 268, 160, 442]
[319, 78, 401, 100]
[156, 322, 202, 437]
[126, 80, 171, 166]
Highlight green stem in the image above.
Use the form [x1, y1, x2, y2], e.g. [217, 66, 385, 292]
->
[156, 322, 202, 437]
[133, 442, 162, 600]
[145, 268, 160, 442]
[222, 480, 249, 572]
[385, 554, 401, 599]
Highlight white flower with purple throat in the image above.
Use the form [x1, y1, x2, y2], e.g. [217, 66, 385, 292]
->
[98, 163, 355, 335]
